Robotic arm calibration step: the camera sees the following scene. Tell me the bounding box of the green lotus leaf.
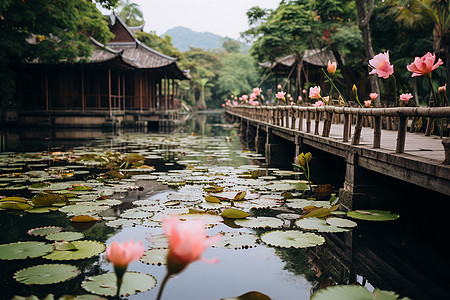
[28,226,63,236]
[295,218,349,233]
[43,240,106,260]
[260,230,325,248]
[46,231,85,242]
[54,241,78,251]
[12,294,55,300]
[140,248,168,265]
[221,208,249,219]
[81,272,157,297]
[0,241,54,260]
[31,191,68,207]
[28,182,51,190]
[286,199,330,210]
[0,201,33,210]
[311,285,411,300]
[105,218,142,228]
[205,196,221,203]
[326,217,357,228]
[14,264,80,285]
[213,232,259,249]
[234,217,284,229]
[120,208,154,219]
[347,210,400,221]
[0,196,27,202]
[25,207,59,213]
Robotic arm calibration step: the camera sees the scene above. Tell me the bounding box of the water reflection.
[0,112,448,300]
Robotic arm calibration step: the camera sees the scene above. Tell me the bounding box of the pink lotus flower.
[406,52,443,77]
[276,91,286,101]
[438,84,446,93]
[250,100,259,106]
[369,93,378,100]
[309,86,321,99]
[327,60,337,75]
[242,95,248,101]
[323,96,329,103]
[253,87,262,95]
[364,100,372,107]
[232,100,238,106]
[249,93,257,100]
[298,96,302,101]
[399,93,413,101]
[163,215,220,275]
[313,100,325,107]
[277,85,282,90]
[369,51,394,79]
[106,239,145,268]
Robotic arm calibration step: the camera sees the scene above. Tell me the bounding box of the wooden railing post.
[396,116,408,153]
[373,116,381,148]
[343,112,350,142]
[314,112,320,135]
[352,114,363,145]
[306,111,311,133]
[298,110,303,131]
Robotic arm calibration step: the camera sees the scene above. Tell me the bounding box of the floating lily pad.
[234,217,284,229]
[221,208,249,219]
[260,230,325,248]
[14,264,80,285]
[0,201,33,210]
[46,232,85,242]
[311,285,410,300]
[43,240,106,260]
[28,226,63,236]
[326,217,357,228]
[221,291,272,300]
[140,248,168,265]
[295,218,348,233]
[25,207,59,213]
[286,199,330,210]
[347,210,399,221]
[213,232,259,249]
[0,241,54,260]
[71,215,101,222]
[105,218,142,228]
[120,208,154,219]
[81,272,157,297]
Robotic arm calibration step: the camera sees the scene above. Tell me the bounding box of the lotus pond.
[0,112,448,300]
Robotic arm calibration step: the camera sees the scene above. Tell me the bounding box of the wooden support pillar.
[338,150,368,211]
[373,116,381,148]
[139,73,143,112]
[108,68,112,118]
[396,116,407,153]
[352,115,363,145]
[314,112,320,135]
[306,111,311,133]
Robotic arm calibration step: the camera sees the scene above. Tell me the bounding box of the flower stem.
[321,69,347,104]
[391,75,398,107]
[426,74,438,106]
[156,272,171,300]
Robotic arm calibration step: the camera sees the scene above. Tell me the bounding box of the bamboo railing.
[226,105,450,155]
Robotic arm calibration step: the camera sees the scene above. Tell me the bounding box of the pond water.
[0,112,448,300]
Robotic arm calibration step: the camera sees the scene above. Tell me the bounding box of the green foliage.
[135,31,182,59]
[117,0,144,26]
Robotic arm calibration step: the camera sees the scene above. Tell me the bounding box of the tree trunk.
[355,0,381,106]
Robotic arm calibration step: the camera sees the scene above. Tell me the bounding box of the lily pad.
[295,218,349,233]
[311,285,410,300]
[213,232,259,249]
[221,208,249,219]
[140,248,168,265]
[0,241,54,260]
[221,291,272,300]
[0,201,33,210]
[81,272,157,297]
[260,230,325,248]
[234,217,284,229]
[347,210,399,221]
[28,226,63,236]
[46,232,85,242]
[326,217,357,228]
[43,240,106,260]
[14,264,80,285]
[120,208,154,219]
[25,207,59,213]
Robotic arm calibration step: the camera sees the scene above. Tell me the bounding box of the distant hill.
[161,26,249,53]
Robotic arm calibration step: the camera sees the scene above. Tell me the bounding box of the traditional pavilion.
[14,13,189,127]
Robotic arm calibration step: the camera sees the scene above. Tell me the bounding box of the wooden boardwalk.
[226,107,450,203]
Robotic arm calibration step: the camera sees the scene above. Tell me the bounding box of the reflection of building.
[14,13,189,128]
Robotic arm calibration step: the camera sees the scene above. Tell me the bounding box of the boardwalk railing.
[226,105,450,156]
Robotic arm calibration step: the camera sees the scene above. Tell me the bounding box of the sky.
[99,0,281,40]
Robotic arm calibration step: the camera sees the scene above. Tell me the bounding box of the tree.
[135,31,182,59]
[117,0,144,27]
[0,0,117,106]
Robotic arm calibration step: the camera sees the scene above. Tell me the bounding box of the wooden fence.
[226,105,450,155]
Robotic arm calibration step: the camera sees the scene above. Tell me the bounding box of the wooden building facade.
[15,13,189,127]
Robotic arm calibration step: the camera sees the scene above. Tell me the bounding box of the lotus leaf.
[46,232,85,241]
[0,201,33,210]
[43,240,106,260]
[81,272,156,297]
[221,208,250,219]
[120,208,154,219]
[14,264,80,285]
[295,218,349,233]
[71,215,101,223]
[0,196,27,202]
[31,192,68,207]
[234,191,246,200]
[205,196,221,203]
[234,217,284,229]
[105,218,142,228]
[54,241,78,251]
[140,248,168,265]
[301,205,339,218]
[260,230,325,248]
[213,232,259,249]
[28,226,63,236]
[326,217,357,228]
[347,210,400,221]
[0,241,54,260]
[178,213,223,226]
[221,291,272,300]
[311,285,411,300]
